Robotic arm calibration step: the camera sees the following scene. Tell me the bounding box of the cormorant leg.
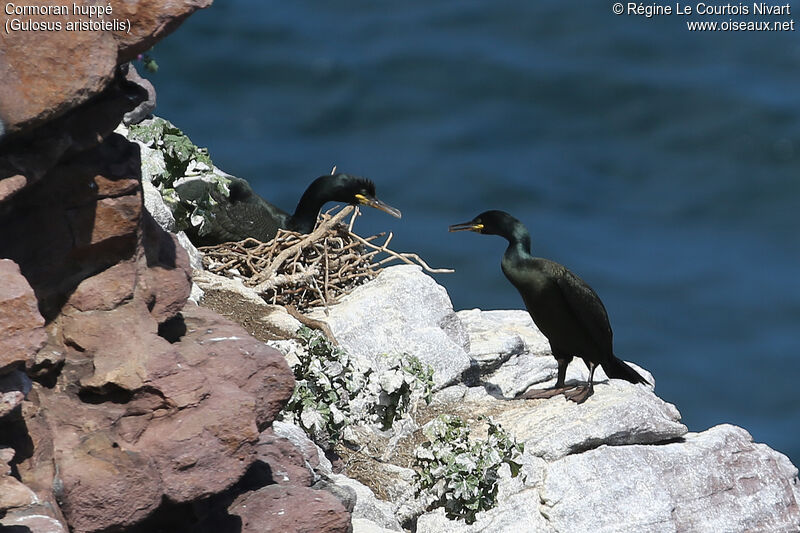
[564,363,596,403]
[518,357,575,400]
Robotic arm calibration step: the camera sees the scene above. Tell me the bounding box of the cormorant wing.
[554,268,615,356]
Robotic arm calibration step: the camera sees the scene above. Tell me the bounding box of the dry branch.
[199,206,452,311]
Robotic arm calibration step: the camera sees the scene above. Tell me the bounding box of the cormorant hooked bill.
[449,210,649,403]
[188,173,402,246]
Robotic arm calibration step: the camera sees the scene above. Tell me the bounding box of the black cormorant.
[186,173,402,246]
[449,210,648,403]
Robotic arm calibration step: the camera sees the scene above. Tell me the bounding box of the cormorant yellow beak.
[355,194,402,218]
[448,221,484,233]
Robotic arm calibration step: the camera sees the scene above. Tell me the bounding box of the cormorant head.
[309,173,402,218]
[448,210,521,236]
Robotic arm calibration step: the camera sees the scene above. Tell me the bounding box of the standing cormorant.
[449,210,648,403]
[186,173,402,246]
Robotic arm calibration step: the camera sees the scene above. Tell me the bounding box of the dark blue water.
[150,1,800,465]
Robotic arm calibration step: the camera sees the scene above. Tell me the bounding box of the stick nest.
[199,206,451,311]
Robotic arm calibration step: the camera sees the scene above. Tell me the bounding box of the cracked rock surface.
[305,266,800,533]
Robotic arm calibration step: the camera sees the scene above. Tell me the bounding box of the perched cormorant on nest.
[449,210,648,403]
[187,173,402,246]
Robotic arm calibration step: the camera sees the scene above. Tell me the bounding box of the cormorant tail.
[602,356,650,385]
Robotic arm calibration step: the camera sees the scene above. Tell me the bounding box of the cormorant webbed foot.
[563,383,593,404]
[518,385,576,400]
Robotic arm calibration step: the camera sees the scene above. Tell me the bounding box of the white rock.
[175,231,203,271]
[541,424,800,533]
[352,518,402,533]
[456,308,551,368]
[416,489,555,533]
[130,135,167,185]
[309,266,471,389]
[328,473,403,531]
[380,463,424,525]
[494,380,686,461]
[142,179,176,232]
[482,352,559,398]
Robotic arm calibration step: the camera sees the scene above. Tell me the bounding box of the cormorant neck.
[502,222,532,259]
[289,178,331,233]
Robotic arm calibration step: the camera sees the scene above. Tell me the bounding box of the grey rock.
[119,122,206,272]
[188,282,205,305]
[494,380,685,461]
[115,122,167,186]
[489,353,654,400]
[309,265,472,389]
[541,424,800,533]
[273,420,333,477]
[352,518,403,533]
[459,308,655,399]
[143,179,176,232]
[377,463,424,526]
[176,231,203,271]
[315,478,358,513]
[482,352,559,398]
[328,473,403,531]
[416,489,555,533]
[456,308,551,369]
[122,64,156,125]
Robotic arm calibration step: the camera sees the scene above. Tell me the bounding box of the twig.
[199,204,452,311]
[258,206,354,287]
[348,231,454,274]
[285,305,339,345]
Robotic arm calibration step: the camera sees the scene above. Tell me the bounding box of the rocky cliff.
[175,251,800,533]
[0,3,349,532]
[306,265,800,532]
[3,3,799,532]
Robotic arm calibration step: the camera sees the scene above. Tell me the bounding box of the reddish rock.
[112,0,214,62]
[53,429,163,533]
[0,132,144,320]
[27,316,264,530]
[67,261,137,312]
[136,213,192,323]
[49,298,292,516]
[256,427,315,487]
[0,19,118,136]
[133,381,260,503]
[180,305,296,430]
[0,370,31,419]
[61,304,167,392]
[229,485,352,533]
[0,70,147,191]
[0,0,212,136]
[0,259,46,374]
[0,2,326,533]
[0,446,37,512]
